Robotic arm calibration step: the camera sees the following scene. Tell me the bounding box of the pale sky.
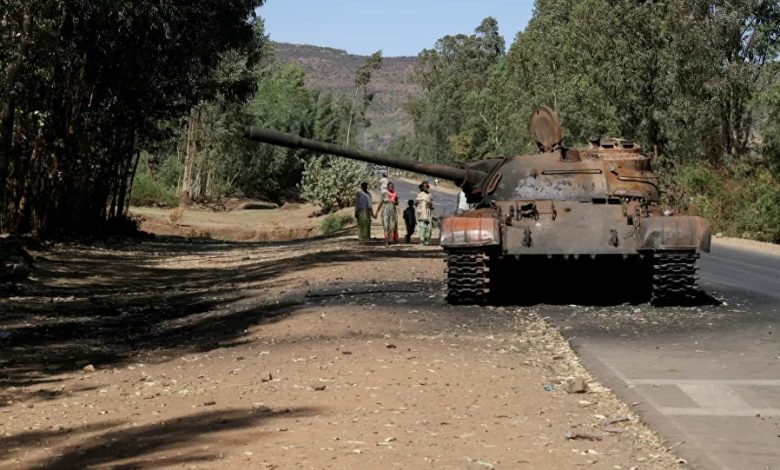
[258,0,534,57]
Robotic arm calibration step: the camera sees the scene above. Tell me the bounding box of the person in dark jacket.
[403,199,416,244]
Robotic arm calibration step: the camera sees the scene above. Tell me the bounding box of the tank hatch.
[530,106,563,153]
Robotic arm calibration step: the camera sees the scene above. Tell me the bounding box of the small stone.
[566,378,588,394]
[603,427,627,434]
[386,344,397,349]
[565,431,602,441]
[466,459,495,470]
[11,263,30,280]
[203,400,216,407]
[83,364,96,373]
[312,384,326,391]
[607,416,630,425]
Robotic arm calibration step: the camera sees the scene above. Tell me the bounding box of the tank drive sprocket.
[650,251,700,305]
[445,248,494,305]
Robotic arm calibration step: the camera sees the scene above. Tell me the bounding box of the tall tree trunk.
[123,150,142,215]
[180,108,200,204]
[345,86,360,145]
[0,4,33,226]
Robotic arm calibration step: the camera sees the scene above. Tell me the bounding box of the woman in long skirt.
[375,182,399,245]
[415,182,434,245]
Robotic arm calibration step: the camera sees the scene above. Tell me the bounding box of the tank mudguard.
[440,216,501,248]
[637,216,711,253]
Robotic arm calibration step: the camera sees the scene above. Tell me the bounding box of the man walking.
[355,182,374,241]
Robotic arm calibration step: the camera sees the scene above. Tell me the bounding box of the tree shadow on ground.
[0,236,442,394]
[14,406,318,470]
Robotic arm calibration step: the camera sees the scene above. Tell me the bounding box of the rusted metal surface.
[440,216,500,248]
[637,216,712,253]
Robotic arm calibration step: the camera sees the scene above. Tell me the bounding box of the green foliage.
[129,172,178,208]
[301,157,376,213]
[0,0,267,235]
[673,162,780,243]
[320,213,355,235]
[407,17,507,163]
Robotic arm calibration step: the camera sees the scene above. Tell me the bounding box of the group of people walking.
[355,177,435,246]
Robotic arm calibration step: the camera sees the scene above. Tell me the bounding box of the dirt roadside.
[0,222,683,469]
[713,236,780,257]
[129,203,352,243]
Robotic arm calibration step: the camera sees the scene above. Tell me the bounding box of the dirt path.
[0,234,683,469]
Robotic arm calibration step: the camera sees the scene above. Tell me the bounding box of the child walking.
[403,199,416,244]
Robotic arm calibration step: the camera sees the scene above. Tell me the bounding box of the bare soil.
[0,216,683,469]
[130,203,356,243]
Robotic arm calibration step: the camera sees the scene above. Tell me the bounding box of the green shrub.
[129,172,178,207]
[320,213,355,235]
[301,156,377,213]
[672,162,780,243]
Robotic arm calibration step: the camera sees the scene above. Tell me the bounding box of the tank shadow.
[489,256,720,307]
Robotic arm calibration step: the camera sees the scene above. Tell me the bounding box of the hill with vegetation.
[273,42,418,149]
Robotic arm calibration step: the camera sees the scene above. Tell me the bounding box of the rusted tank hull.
[441,207,711,256]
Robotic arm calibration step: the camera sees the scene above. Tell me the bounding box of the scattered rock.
[603,427,628,434]
[607,416,630,425]
[466,458,495,470]
[11,263,30,280]
[83,364,96,373]
[565,431,602,441]
[543,383,556,392]
[203,400,217,407]
[386,344,397,349]
[312,384,326,391]
[566,377,588,394]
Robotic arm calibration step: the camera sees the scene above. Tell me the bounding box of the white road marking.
[624,379,780,417]
[625,379,780,386]
[656,407,780,417]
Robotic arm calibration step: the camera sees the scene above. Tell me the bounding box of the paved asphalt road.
[392,179,459,219]
[542,244,780,470]
[392,175,779,468]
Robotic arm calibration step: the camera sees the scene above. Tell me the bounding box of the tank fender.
[637,216,712,253]
[440,216,501,248]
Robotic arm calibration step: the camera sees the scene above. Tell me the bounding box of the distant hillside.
[273,42,418,149]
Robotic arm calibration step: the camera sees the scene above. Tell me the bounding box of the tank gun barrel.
[243,127,483,186]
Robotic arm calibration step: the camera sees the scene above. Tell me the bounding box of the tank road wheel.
[445,248,494,305]
[650,251,700,305]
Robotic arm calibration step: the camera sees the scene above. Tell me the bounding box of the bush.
[301,156,377,213]
[320,213,355,235]
[129,172,178,207]
[672,162,780,243]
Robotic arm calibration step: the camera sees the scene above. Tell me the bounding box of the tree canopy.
[0,0,266,235]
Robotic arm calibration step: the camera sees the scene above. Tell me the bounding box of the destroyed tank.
[244,107,711,305]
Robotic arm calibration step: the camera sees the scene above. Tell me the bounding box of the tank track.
[651,251,700,305]
[445,249,493,305]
